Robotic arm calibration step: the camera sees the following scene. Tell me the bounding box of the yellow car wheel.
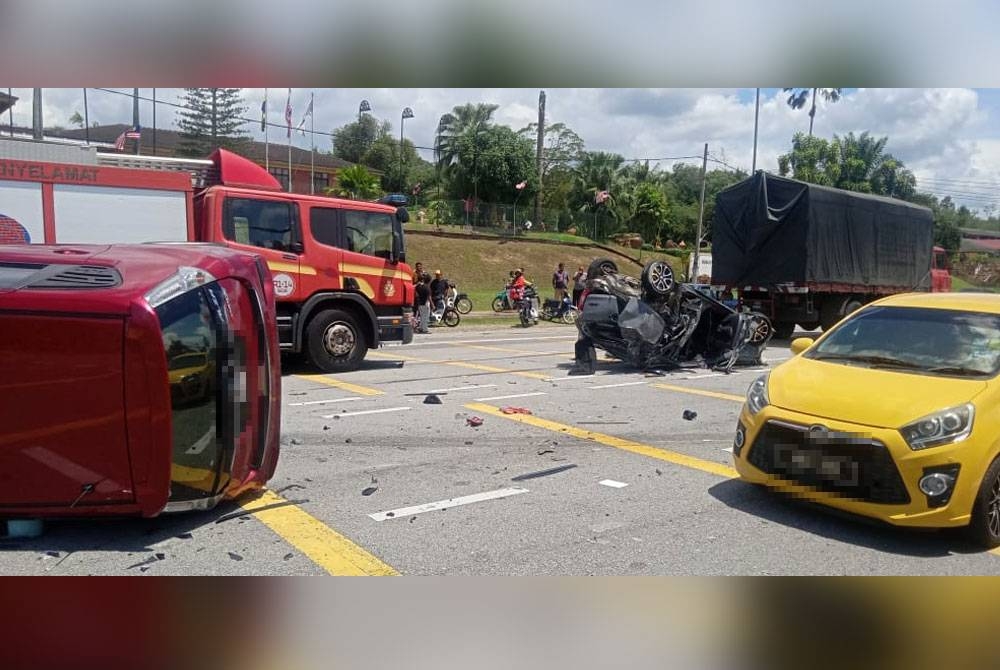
[968,457,1000,549]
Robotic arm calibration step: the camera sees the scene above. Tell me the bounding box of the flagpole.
[83,88,90,144]
[263,88,269,173]
[152,88,156,156]
[287,88,292,193]
[310,92,315,195]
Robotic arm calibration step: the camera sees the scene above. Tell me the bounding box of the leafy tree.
[176,88,249,157]
[329,164,381,200]
[450,125,536,205]
[777,133,839,185]
[572,151,625,211]
[783,88,842,136]
[332,115,385,164]
[434,102,498,179]
[68,111,84,128]
[518,121,585,218]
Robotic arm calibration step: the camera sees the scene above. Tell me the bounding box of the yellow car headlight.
[746,372,770,415]
[900,403,975,450]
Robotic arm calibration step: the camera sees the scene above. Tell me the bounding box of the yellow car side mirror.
[790,337,815,355]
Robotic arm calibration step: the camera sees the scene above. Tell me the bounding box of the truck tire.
[773,322,795,340]
[821,297,864,331]
[305,309,367,373]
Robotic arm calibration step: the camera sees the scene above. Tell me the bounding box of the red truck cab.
[0,243,280,517]
[932,245,952,292]
[0,142,414,372]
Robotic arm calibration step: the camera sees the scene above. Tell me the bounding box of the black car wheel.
[641,260,675,296]
[968,457,1000,548]
[587,258,619,280]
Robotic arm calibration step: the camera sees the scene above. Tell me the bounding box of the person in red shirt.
[508,268,529,303]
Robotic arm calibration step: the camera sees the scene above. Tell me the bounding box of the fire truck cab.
[0,138,414,372]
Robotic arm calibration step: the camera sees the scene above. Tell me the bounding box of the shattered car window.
[575,259,773,372]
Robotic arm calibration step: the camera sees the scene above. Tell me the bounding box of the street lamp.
[399,106,414,193]
[358,99,371,122]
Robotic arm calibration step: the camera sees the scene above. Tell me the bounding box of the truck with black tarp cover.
[711,172,951,338]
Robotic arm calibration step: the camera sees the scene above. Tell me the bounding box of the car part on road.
[466,416,484,427]
[500,406,532,414]
[682,410,698,421]
[576,260,773,372]
[511,464,578,481]
[424,394,443,404]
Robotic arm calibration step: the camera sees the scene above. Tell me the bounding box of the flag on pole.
[595,190,610,204]
[285,89,292,138]
[296,94,313,136]
[515,180,527,190]
[115,125,141,151]
[261,90,267,132]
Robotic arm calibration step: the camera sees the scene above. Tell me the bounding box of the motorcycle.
[452,287,473,314]
[518,285,540,327]
[491,282,516,312]
[430,299,461,327]
[541,294,578,324]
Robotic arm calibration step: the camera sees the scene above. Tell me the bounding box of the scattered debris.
[276,483,306,495]
[362,486,378,496]
[537,448,555,456]
[228,552,244,562]
[214,499,309,523]
[127,554,164,570]
[511,464,578,481]
[333,415,341,420]
[410,516,417,523]
[317,457,328,463]
[45,550,60,558]
[466,416,484,427]
[386,511,395,517]
[345,438,352,444]
[290,438,303,445]
[176,532,193,540]
[289,392,307,396]
[464,440,474,445]
[283,553,294,561]
[323,425,330,430]
[682,409,698,421]
[423,394,443,405]
[500,406,532,415]
[655,469,663,476]
[645,370,667,377]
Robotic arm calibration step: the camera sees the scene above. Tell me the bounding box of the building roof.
[45,124,354,171]
[960,237,1000,253]
[961,227,1000,240]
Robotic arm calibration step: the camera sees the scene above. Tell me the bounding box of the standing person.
[414,273,431,333]
[552,263,569,300]
[572,265,587,307]
[430,269,448,312]
[412,262,424,284]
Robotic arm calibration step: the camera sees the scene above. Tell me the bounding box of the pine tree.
[176,88,249,157]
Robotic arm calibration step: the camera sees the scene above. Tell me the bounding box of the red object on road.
[0,243,281,517]
[466,416,484,427]
[500,407,532,415]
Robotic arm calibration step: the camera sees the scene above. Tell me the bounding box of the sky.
[8,87,1000,214]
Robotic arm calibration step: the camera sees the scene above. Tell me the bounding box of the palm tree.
[434,103,499,177]
[573,151,625,210]
[783,88,842,136]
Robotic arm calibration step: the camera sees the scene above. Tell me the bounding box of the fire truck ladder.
[96,153,218,188]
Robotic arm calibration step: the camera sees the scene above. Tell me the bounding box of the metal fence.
[407,198,619,240]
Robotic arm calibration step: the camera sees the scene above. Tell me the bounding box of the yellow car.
[168,351,212,404]
[733,292,1000,547]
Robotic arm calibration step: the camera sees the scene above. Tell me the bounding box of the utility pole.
[32,88,42,140]
[751,88,760,174]
[132,88,140,154]
[535,90,545,228]
[694,143,708,282]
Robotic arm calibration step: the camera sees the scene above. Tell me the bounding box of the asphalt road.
[4,321,1000,575]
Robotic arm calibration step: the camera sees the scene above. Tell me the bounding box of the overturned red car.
[0,243,280,518]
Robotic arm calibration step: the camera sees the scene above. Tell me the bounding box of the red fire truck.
[0,243,281,517]
[0,138,414,372]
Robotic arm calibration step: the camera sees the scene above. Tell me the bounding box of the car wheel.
[641,260,675,296]
[455,296,473,314]
[443,308,461,327]
[306,309,367,373]
[748,315,773,344]
[587,258,618,280]
[968,456,1000,548]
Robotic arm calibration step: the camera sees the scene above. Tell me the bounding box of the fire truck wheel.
[772,322,795,340]
[306,309,367,373]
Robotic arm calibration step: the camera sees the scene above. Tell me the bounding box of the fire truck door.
[221,197,302,301]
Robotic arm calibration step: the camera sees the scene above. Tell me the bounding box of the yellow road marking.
[295,374,384,396]
[465,402,738,479]
[241,490,398,576]
[653,383,745,403]
[367,350,433,363]
[447,361,551,380]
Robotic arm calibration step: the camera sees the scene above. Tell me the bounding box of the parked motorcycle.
[453,290,473,314]
[430,301,461,327]
[491,283,516,312]
[518,285,540,327]
[541,294,578,324]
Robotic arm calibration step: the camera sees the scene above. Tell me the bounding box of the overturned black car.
[574,258,773,373]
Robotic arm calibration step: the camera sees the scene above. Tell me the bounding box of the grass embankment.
[405,232,685,314]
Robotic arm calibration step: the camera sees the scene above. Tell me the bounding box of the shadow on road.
[708,478,982,558]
